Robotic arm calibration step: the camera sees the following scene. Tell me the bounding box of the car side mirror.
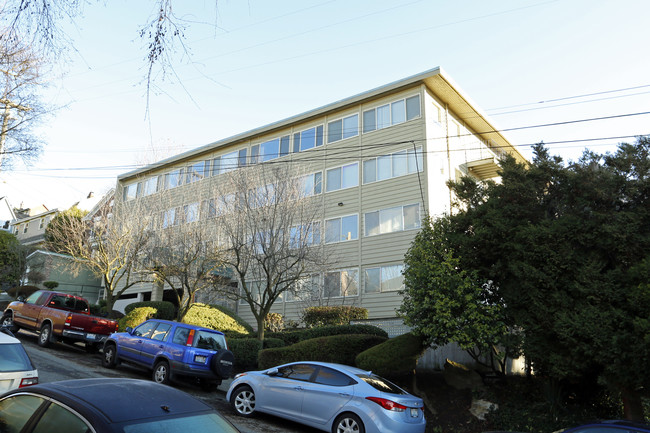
[126,327,134,334]
[266,368,279,376]
[17,295,25,302]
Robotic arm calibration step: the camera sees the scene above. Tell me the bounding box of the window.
[326,163,358,192]
[314,366,355,386]
[364,204,420,236]
[364,264,404,293]
[289,222,321,248]
[151,323,172,341]
[277,364,317,381]
[39,218,45,229]
[143,176,159,196]
[259,135,290,162]
[285,274,320,302]
[183,202,199,223]
[23,222,28,234]
[201,198,217,219]
[324,269,358,297]
[162,208,177,228]
[123,182,139,201]
[185,161,206,184]
[293,125,324,152]
[134,321,157,338]
[172,327,191,345]
[327,114,358,143]
[325,215,358,243]
[164,169,183,190]
[363,147,423,184]
[432,102,442,124]
[299,172,323,197]
[219,150,239,174]
[362,94,420,133]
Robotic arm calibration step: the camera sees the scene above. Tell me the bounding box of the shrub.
[355,332,426,378]
[43,281,59,289]
[262,337,285,349]
[258,334,387,369]
[302,306,368,327]
[264,312,284,332]
[209,304,254,333]
[266,324,387,346]
[118,307,157,331]
[229,338,263,371]
[124,301,175,320]
[182,303,251,335]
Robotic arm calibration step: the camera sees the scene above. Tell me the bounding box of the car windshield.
[194,331,226,351]
[0,343,34,372]
[122,413,239,433]
[356,374,407,395]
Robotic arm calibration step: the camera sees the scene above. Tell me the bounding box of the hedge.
[208,303,254,333]
[118,307,157,331]
[302,306,368,327]
[258,333,387,370]
[266,324,387,346]
[355,332,426,378]
[182,303,251,335]
[124,301,175,320]
[228,338,263,371]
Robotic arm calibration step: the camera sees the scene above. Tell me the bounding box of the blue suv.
[102,319,234,390]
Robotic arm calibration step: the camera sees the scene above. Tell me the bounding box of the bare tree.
[208,164,328,340]
[0,36,50,170]
[143,198,226,320]
[0,1,219,105]
[44,197,154,316]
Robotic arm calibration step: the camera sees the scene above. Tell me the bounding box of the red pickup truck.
[1,290,118,351]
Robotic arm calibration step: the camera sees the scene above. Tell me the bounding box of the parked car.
[0,378,241,433]
[560,420,650,432]
[2,290,118,351]
[102,318,235,390]
[227,361,426,433]
[0,326,38,392]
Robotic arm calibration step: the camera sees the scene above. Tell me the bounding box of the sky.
[1,0,649,212]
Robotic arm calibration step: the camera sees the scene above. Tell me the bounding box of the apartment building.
[115,67,526,328]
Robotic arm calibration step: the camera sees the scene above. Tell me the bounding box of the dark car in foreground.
[0,378,241,433]
[227,361,426,433]
[102,319,234,390]
[560,420,650,432]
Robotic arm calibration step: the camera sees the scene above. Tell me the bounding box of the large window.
[123,182,139,201]
[183,202,199,223]
[364,264,404,293]
[185,161,206,184]
[290,222,321,248]
[326,163,358,192]
[164,169,183,190]
[324,269,358,298]
[363,147,423,184]
[364,204,420,236]
[284,274,320,302]
[161,208,177,228]
[143,176,159,196]
[299,172,323,197]
[258,135,290,162]
[293,126,324,152]
[327,114,358,143]
[325,214,358,243]
[362,94,420,133]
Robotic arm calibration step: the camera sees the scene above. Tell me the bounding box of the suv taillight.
[186,329,195,346]
[20,377,38,388]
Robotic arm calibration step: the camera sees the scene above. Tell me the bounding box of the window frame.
[364,203,421,237]
[364,264,404,293]
[325,162,359,192]
[362,94,421,134]
[327,113,359,144]
[325,214,358,244]
[323,268,359,298]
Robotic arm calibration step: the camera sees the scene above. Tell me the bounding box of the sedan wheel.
[231,385,256,417]
[333,413,365,433]
[153,360,171,385]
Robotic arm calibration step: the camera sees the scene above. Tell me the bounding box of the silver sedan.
[226,361,426,433]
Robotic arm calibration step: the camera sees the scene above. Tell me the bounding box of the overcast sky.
[1,0,649,211]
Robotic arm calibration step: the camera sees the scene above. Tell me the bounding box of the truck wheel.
[153,360,171,385]
[38,323,53,347]
[1,313,19,333]
[102,343,118,368]
[210,350,235,378]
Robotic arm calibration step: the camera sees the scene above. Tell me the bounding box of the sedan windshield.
[122,413,238,433]
[356,374,407,394]
[0,344,34,372]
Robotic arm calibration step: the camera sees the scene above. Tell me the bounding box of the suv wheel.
[102,343,118,368]
[153,360,171,385]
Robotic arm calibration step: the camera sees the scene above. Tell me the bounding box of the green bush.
[124,301,175,320]
[258,333,387,369]
[182,303,251,335]
[208,304,254,333]
[229,338,263,371]
[302,306,368,327]
[355,332,426,378]
[118,307,157,331]
[262,337,285,349]
[43,281,59,289]
[266,324,387,346]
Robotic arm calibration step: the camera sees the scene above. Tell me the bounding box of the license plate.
[410,408,419,417]
[87,334,96,340]
[194,355,207,363]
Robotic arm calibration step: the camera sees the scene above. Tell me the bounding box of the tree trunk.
[620,386,645,421]
[256,317,265,341]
